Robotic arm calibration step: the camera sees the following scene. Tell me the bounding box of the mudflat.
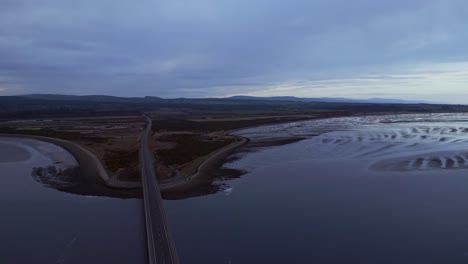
[0,137,77,167]
[0,142,32,162]
[167,113,468,263]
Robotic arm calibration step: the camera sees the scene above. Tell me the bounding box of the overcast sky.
[1,0,468,103]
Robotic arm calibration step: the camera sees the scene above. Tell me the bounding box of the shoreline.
[158,136,309,195]
[0,134,142,198]
[157,115,336,194]
[155,114,340,194]
[159,136,249,192]
[0,134,109,183]
[159,135,311,200]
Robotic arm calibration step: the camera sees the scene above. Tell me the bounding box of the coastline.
[0,134,109,183]
[155,115,338,194]
[159,136,249,192]
[0,134,142,198]
[157,116,329,194]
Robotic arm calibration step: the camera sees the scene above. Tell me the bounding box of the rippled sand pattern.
[314,123,468,172]
[237,113,468,172]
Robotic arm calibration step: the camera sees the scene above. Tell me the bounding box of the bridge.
[141,115,179,264]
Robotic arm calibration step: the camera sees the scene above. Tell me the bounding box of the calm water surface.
[0,138,146,263]
[166,113,468,264]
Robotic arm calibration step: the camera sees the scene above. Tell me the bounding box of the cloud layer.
[1,0,468,102]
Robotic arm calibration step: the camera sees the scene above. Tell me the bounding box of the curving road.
[141,115,179,264]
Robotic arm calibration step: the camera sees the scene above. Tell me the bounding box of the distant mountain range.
[1,94,463,120]
[16,94,434,104]
[21,94,163,102]
[20,94,434,104]
[227,96,434,104]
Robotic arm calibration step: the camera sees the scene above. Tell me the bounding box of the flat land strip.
[3,95,468,197]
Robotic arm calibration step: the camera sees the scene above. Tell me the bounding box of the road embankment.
[0,134,142,197]
[1,134,108,182]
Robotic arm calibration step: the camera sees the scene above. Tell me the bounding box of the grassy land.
[103,149,139,172]
[156,134,236,166]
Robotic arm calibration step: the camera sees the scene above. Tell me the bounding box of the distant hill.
[23,94,163,102]
[0,94,465,120]
[19,94,434,104]
[228,96,433,104]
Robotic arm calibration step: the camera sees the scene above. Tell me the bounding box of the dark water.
[166,113,468,264]
[0,139,146,263]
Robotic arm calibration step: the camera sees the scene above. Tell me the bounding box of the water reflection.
[0,137,146,263]
[167,113,468,263]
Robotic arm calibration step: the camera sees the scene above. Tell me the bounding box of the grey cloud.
[0,0,467,100]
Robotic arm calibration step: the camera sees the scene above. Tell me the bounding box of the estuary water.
[166,113,468,264]
[0,137,145,263]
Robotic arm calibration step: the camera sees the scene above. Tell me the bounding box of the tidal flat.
[166,113,468,263]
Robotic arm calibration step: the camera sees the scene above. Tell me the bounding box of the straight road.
[141,115,179,264]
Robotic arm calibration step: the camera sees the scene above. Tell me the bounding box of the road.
[141,115,179,264]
